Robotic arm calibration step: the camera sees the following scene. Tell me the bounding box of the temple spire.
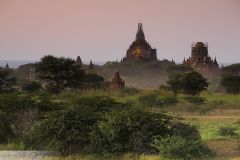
[136,23,145,42]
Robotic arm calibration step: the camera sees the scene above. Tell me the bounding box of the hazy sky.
[0,0,240,63]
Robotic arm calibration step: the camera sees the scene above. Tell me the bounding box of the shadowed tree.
[35,55,85,94]
[181,71,208,96]
[167,71,208,96]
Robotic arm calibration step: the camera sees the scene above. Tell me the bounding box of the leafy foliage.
[222,63,240,75]
[81,74,105,89]
[28,96,125,153]
[0,93,61,143]
[35,55,85,94]
[22,81,41,92]
[138,92,177,107]
[221,75,240,94]
[167,71,208,95]
[90,108,173,153]
[0,111,14,143]
[0,93,60,114]
[184,96,206,104]
[0,68,17,93]
[151,136,213,159]
[219,127,238,137]
[171,122,201,140]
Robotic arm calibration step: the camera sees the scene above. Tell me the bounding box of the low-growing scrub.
[184,96,206,104]
[90,108,173,153]
[0,111,14,143]
[151,136,213,159]
[138,92,177,107]
[27,96,203,155]
[219,126,238,137]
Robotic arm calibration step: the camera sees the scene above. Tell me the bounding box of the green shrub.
[151,136,213,159]
[171,122,200,140]
[28,96,126,154]
[22,81,41,93]
[119,87,140,95]
[71,96,125,111]
[28,109,100,153]
[0,93,61,143]
[28,96,203,155]
[29,106,175,154]
[221,75,240,94]
[138,92,158,107]
[0,93,60,114]
[219,126,238,137]
[90,108,173,153]
[138,92,177,107]
[0,111,14,143]
[184,96,206,104]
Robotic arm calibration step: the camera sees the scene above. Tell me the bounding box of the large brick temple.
[122,23,157,62]
[183,42,220,75]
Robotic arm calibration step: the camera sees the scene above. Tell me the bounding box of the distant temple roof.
[135,23,145,42]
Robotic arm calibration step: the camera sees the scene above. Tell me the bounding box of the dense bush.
[221,75,240,94]
[70,96,125,111]
[119,87,140,95]
[0,93,61,143]
[138,92,177,107]
[28,109,100,153]
[222,63,240,75]
[184,96,206,104]
[0,111,14,143]
[219,126,238,137]
[167,71,208,95]
[0,68,17,93]
[171,122,201,140]
[0,93,60,113]
[28,96,125,153]
[151,136,213,159]
[90,108,173,153]
[22,81,41,92]
[27,96,207,155]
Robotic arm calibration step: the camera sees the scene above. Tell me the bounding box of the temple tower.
[111,70,125,89]
[86,60,96,74]
[123,23,157,62]
[183,42,220,76]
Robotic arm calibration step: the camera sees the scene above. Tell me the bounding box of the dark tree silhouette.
[167,71,208,96]
[35,55,84,94]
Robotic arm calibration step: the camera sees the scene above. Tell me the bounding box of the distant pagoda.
[86,60,96,74]
[111,70,125,89]
[122,23,157,62]
[73,56,83,67]
[183,42,220,75]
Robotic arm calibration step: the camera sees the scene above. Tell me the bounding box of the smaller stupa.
[111,70,125,89]
[86,60,96,74]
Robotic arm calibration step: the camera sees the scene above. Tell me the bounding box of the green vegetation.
[0,68,17,93]
[151,136,213,159]
[221,75,240,94]
[1,59,240,159]
[167,71,208,96]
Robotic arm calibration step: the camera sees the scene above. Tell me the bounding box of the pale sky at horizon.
[0,0,240,63]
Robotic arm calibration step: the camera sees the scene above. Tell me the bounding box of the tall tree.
[181,71,208,96]
[35,55,84,94]
[167,71,208,96]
